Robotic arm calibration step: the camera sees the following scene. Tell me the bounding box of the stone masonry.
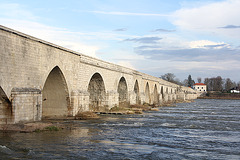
[0,25,198,124]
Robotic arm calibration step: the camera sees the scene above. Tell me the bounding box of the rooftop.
[194,83,206,86]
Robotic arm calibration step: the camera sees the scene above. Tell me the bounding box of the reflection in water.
[0,99,240,159]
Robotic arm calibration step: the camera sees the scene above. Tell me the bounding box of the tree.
[183,79,188,87]
[174,78,183,85]
[160,73,176,83]
[237,81,240,90]
[187,75,194,88]
[214,76,223,91]
[197,77,202,83]
[204,78,210,91]
[204,76,223,91]
[160,73,183,85]
[224,78,234,91]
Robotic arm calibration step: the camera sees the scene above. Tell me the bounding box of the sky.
[0,0,240,82]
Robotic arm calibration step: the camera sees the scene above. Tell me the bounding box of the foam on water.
[0,145,13,155]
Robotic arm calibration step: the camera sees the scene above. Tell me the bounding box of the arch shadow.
[88,73,106,111]
[42,66,70,118]
[145,82,150,104]
[153,84,159,105]
[134,80,140,104]
[118,77,129,107]
[0,86,12,124]
[161,86,164,99]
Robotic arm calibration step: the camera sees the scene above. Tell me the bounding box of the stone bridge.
[0,25,197,124]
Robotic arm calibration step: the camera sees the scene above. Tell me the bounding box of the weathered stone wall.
[0,25,198,124]
[11,88,42,123]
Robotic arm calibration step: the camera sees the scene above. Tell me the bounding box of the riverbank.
[198,92,240,100]
[0,100,193,133]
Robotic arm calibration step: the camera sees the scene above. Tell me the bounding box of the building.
[193,83,207,92]
[230,87,240,93]
[230,90,240,93]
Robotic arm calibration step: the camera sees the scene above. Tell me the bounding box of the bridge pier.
[10,88,42,123]
[129,91,137,105]
[168,94,173,102]
[70,90,89,116]
[106,91,119,109]
[163,94,169,102]
[177,92,186,101]
[172,94,177,101]
[139,92,145,105]
[186,93,197,100]
[159,94,163,105]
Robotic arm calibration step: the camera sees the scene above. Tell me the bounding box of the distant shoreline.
[198,92,240,100]
[198,97,240,100]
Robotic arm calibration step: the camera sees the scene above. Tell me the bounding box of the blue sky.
[1,0,240,82]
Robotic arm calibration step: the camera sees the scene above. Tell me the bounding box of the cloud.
[124,37,162,44]
[219,25,240,29]
[133,37,240,64]
[203,44,228,49]
[137,47,240,62]
[91,11,170,17]
[0,18,101,57]
[1,1,239,82]
[152,29,176,32]
[0,3,37,20]
[114,28,127,31]
[172,0,240,38]
[189,40,228,49]
[172,60,240,72]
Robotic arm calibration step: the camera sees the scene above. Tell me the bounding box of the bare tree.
[214,76,223,91]
[204,78,210,90]
[204,76,223,91]
[237,81,240,90]
[160,73,183,85]
[225,78,234,91]
[182,79,188,87]
[160,73,176,83]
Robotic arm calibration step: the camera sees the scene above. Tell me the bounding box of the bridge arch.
[118,77,128,107]
[88,73,106,111]
[153,84,159,105]
[145,82,151,104]
[161,86,164,100]
[134,80,140,104]
[0,86,11,104]
[42,66,70,118]
[0,86,12,124]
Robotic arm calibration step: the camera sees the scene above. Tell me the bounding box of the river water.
[0,99,240,160]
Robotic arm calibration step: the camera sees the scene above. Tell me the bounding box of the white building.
[230,90,240,93]
[193,83,207,92]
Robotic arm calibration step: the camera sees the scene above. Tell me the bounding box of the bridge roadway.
[0,25,197,124]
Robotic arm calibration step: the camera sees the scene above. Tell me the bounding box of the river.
[0,99,240,160]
